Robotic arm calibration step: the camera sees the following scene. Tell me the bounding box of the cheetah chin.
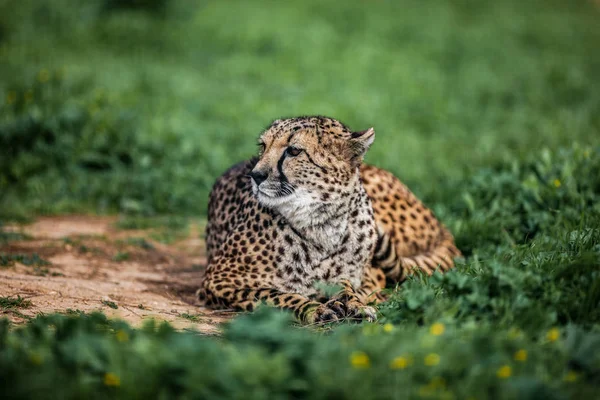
[252,180,316,221]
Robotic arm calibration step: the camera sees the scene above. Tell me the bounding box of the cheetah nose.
[249,170,268,185]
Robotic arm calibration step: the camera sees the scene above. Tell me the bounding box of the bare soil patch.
[0,216,234,334]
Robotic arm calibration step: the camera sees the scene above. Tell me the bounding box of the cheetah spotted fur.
[198,116,460,323]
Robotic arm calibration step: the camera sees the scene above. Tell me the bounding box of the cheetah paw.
[306,303,340,324]
[344,301,377,322]
[324,298,378,322]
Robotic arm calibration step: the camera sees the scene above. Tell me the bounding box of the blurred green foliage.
[0,1,599,398]
[1,0,599,215]
[1,310,599,399]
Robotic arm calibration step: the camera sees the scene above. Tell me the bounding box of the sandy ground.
[0,216,235,334]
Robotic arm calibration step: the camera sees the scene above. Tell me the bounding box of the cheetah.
[198,116,460,323]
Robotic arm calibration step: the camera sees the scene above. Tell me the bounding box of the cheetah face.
[249,117,375,214]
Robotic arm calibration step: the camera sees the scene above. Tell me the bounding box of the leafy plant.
[0,311,599,399]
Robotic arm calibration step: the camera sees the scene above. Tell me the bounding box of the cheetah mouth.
[252,180,295,200]
[253,186,298,209]
[256,188,292,200]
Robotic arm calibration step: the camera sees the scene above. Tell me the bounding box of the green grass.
[0,253,50,267]
[0,295,33,321]
[0,0,599,398]
[114,215,188,231]
[111,252,130,262]
[63,309,86,317]
[0,252,53,276]
[101,300,119,310]
[122,237,154,250]
[0,223,29,243]
[179,313,204,323]
[0,295,32,310]
[1,0,599,215]
[115,215,189,243]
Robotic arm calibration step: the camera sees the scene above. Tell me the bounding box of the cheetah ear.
[348,128,375,166]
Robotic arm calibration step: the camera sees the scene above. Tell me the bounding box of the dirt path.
[0,216,234,334]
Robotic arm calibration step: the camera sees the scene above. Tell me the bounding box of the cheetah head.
[249,116,375,218]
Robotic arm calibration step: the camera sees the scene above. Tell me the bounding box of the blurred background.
[1,0,599,218]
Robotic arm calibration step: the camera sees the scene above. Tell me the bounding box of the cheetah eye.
[286,146,303,157]
[257,142,266,153]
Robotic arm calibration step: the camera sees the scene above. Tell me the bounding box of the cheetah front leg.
[200,258,361,323]
[204,283,338,323]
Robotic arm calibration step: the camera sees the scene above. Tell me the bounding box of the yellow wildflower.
[563,370,579,383]
[390,356,409,370]
[350,351,370,369]
[6,91,16,104]
[424,353,440,366]
[514,349,527,362]
[104,372,121,387]
[116,329,129,342]
[553,179,561,188]
[496,365,512,379]
[383,323,394,333]
[430,323,445,336]
[37,69,50,83]
[546,328,560,342]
